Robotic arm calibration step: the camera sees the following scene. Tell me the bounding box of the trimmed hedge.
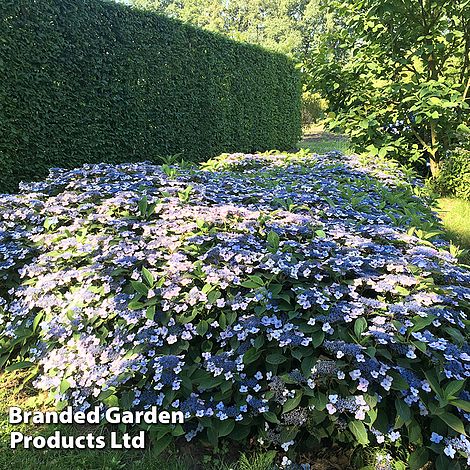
[0,0,301,193]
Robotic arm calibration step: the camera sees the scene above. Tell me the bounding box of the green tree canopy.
[307,0,470,176]
[131,0,327,60]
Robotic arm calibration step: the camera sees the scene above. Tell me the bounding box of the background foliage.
[301,90,327,125]
[131,0,470,188]
[433,147,470,201]
[0,0,301,193]
[306,0,470,177]
[131,0,329,59]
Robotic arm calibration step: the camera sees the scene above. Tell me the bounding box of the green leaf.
[98,388,116,400]
[283,391,303,413]
[389,372,410,391]
[411,315,435,332]
[218,312,227,330]
[263,411,280,424]
[301,355,316,377]
[424,369,442,397]
[131,281,148,296]
[359,119,369,129]
[243,348,261,365]
[240,280,262,289]
[172,424,185,437]
[407,419,422,444]
[32,311,44,332]
[266,353,287,365]
[231,424,251,441]
[153,433,172,456]
[217,419,235,437]
[395,286,410,296]
[207,289,221,303]
[395,399,411,423]
[103,394,119,407]
[128,299,144,310]
[5,361,35,372]
[207,427,218,447]
[436,454,461,470]
[138,195,148,215]
[354,317,367,338]
[291,349,303,361]
[247,275,264,286]
[412,341,427,353]
[378,147,387,158]
[444,327,465,346]
[348,420,369,445]
[429,97,442,106]
[438,412,467,435]
[449,399,470,413]
[457,123,470,134]
[119,391,135,410]
[310,392,328,411]
[444,380,465,399]
[311,330,324,348]
[196,320,209,336]
[254,335,265,349]
[13,327,32,339]
[267,230,280,253]
[146,305,155,321]
[142,267,154,287]
[59,378,71,394]
[408,448,429,470]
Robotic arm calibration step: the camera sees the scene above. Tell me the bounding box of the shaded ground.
[299,124,349,155]
[302,124,348,143]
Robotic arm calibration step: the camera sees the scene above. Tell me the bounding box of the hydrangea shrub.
[0,151,469,468]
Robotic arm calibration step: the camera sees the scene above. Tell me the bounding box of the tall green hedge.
[0,0,301,193]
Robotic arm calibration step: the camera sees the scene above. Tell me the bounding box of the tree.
[307,0,470,176]
[131,0,327,61]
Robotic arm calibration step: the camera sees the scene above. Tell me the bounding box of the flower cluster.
[326,394,370,420]
[0,150,468,465]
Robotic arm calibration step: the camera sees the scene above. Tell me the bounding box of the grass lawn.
[437,197,470,251]
[0,372,189,470]
[299,124,350,155]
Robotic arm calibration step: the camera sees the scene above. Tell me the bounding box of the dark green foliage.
[433,147,470,201]
[0,0,301,193]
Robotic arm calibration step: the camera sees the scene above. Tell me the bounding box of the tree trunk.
[429,157,440,177]
[429,121,440,177]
